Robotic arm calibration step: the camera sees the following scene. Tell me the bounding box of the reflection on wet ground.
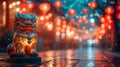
[0,45,119,67]
[39,46,114,67]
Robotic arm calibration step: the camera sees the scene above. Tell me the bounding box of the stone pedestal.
[7,57,41,64]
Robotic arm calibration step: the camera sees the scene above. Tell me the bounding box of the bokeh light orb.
[104,6,115,15]
[53,1,62,9]
[48,13,53,18]
[82,8,88,14]
[68,9,76,16]
[39,3,51,14]
[28,2,35,9]
[99,17,105,23]
[90,18,95,23]
[105,15,112,20]
[88,1,98,9]
[78,19,82,23]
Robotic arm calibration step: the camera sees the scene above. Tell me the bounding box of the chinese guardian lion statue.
[7,13,38,57]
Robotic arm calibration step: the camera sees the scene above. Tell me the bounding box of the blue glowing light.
[87,39,94,45]
[90,18,95,23]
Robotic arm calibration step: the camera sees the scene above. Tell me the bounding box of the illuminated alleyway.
[0,0,120,67]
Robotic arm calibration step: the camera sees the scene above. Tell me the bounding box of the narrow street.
[0,0,120,67]
[0,44,119,67]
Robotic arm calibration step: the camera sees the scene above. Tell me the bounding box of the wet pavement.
[0,45,119,67]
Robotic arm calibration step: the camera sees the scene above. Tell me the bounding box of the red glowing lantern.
[53,1,62,9]
[19,3,28,9]
[116,5,120,11]
[88,1,98,9]
[116,12,120,20]
[28,2,35,9]
[19,3,28,14]
[82,8,88,14]
[22,0,26,2]
[68,9,76,16]
[39,3,51,14]
[104,6,115,15]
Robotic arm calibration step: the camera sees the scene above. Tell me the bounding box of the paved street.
[0,44,119,67]
[39,46,114,67]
